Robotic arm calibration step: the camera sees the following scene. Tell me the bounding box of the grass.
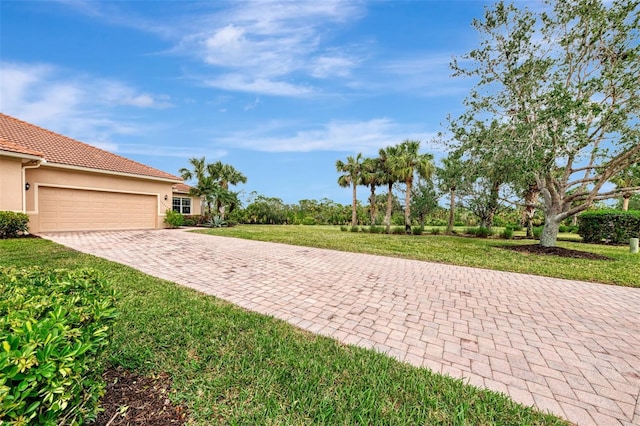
[0,238,567,425]
[198,225,640,287]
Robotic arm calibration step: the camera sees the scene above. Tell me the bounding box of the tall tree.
[410,177,439,227]
[179,157,216,214]
[208,161,247,217]
[387,140,435,230]
[360,157,384,225]
[451,0,640,247]
[336,153,364,226]
[437,153,467,233]
[379,145,401,233]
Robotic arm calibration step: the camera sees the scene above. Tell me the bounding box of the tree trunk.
[351,183,358,226]
[447,188,456,233]
[404,179,412,232]
[623,195,630,211]
[540,217,560,247]
[369,185,377,225]
[522,184,539,238]
[384,182,393,233]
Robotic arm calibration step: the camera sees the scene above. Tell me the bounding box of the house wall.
[0,156,24,211]
[25,165,175,233]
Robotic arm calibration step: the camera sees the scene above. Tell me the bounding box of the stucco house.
[0,113,201,233]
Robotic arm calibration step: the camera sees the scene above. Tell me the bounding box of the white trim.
[172,196,192,214]
[1,150,43,161]
[43,162,182,184]
[22,159,45,212]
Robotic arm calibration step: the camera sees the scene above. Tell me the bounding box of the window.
[172,197,191,214]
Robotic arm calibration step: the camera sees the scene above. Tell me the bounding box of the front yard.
[0,238,568,425]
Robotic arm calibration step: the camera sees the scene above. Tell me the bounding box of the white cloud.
[215,118,440,154]
[204,75,313,96]
[176,0,364,95]
[0,61,170,148]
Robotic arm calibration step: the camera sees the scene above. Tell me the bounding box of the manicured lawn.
[198,225,639,287]
[0,238,567,425]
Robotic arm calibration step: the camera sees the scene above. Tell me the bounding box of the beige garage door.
[39,187,157,232]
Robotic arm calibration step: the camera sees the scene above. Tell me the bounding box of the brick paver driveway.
[42,229,640,425]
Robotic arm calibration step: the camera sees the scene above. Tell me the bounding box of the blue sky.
[1,0,492,205]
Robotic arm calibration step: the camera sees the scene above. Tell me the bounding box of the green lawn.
[0,238,567,425]
[198,225,639,287]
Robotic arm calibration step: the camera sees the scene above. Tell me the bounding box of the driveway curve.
[42,229,640,426]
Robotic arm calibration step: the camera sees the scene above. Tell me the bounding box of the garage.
[38,187,157,232]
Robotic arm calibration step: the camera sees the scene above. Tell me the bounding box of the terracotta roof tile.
[172,183,192,193]
[0,137,44,157]
[0,113,181,181]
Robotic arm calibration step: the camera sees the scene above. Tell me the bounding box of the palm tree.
[360,157,384,225]
[388,140,434,230]
[336,153,364,226]
[378,145,401,233]
[179,157,217,214]
[611,164,640,211]
[208,161,248,216]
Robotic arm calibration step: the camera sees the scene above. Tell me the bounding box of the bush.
[0,267,117,425]
[431,227,442,235]
[340,225,348,232]
[164,210,184,228]
[465,227,494,238]
[501,227,514,240]
[350,225,360,232]
[369,226,384,234]
[391,227,405,235]
[411,226,424,235]
[476,227,494,238]
[0,211,29,239]
[533,226,544,239]
[182,215,205,226]
[578,210,640,244]
[301,217,317,225]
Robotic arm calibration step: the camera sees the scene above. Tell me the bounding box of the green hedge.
[578,210,640,244]
[0,268,117,425]
[0,212,29,239]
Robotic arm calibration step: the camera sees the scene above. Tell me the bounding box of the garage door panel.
[39,187,157,232]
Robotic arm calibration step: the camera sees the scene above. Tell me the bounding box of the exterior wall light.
[25,183,31,191]
[164,195,168,200]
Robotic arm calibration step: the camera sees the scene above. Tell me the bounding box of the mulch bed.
[498,244,613,260]
[94,367,187,426]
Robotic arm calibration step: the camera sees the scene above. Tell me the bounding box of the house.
[0,113,201,233]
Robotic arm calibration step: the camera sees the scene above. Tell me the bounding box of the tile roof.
[172,183,192,193]
[0,137,44,157]
[0,113,181,181]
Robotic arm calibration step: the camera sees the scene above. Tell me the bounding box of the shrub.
[207,216,227,228]
[301,217,317,225]
[369,226,384,234]
[0,211,29,239]
[476,227,494,238]
[0,267,117,425]
[350,225,360,232]
[578,210,640,244]
[501,227,514,240]
[182,215,204,226]
[411,226,424,235]
[391,227,405,235]
[431,227,442,235]
[340,225,348,232]
[465,227,478,236]
[164,210,184,228]
[533,226,544,239]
